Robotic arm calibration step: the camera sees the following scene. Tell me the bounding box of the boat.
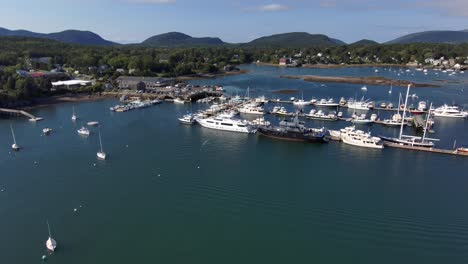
[380,102,387,108]
[457,147,468,154]
[431,105,468,118]
[10,124,20,151]
[347,98,372,111]
[87,121,99,126]
[178,113,196,125]
[418,101,427,111]
[351,113,373,124]
[380,84,439,147]
[173,98,186,104]
[388,83,393,94]
[197,114,255,133]
[339,97,347,106]
[361,86,368,91]
[257,114,328,143]
[249,117,271,127]
[97,130,107,160]
[316,98,339,107]
[46,220,57,252]
[292,91,310,106]
[382,113,408,127]
[304,109,338,121]
[255,96,269,104]
[71,106,77,121]
[238,103,264,115]
[271,106,292,116]
[340,126,383,149]
[77,126,90,136]
[43,128,53,135]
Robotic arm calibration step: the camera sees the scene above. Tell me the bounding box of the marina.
[1,65,467,264]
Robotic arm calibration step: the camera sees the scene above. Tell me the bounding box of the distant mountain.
[142,32,225,47]
[387,30,468,44]
[244,32,345,48]
[0,27,116,46]
[350,39,379,46]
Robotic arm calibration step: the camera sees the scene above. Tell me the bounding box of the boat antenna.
[47,219,52,238]
[399,84,411,139]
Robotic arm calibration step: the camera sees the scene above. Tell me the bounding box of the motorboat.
[315,98,339,107]
[197,114,255,133]
[347,98,371,111]
[43,128,53,135]
[238,103,264,115]
[77,127,90,136]
[178,113,196,125]
[431,105,468,118]
[304,109,338,121]
[87,121,99,126]
[351,113,373,124]
[173,98,187,104]
[271,106,292,116]
[340,126,383,149]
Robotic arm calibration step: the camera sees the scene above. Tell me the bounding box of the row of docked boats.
[110,99,162,112]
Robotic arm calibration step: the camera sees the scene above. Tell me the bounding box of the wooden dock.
[384,142,468,157]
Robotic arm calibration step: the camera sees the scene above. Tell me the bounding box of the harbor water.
[0,65,467,263]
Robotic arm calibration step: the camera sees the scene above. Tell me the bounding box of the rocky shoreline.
[280,75,439,87]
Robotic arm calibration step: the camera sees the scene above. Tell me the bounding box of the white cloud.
[259,4,290,12]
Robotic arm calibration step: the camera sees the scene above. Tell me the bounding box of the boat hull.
[380,136,434,148]
[257,127,328,143]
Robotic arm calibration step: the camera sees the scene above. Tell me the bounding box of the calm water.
[1,65,467,263]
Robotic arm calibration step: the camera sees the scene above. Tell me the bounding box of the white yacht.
[418,101,427,111]
[197,114,255,133]
[10,124,20,151]
[255,96,269,104]
[173,98,186,104]
[361,86,368,91]
[293,91,310,106]
[238,103,264,115]
[339,97,347,106]
[304,109,338,121]
[382,113,408,127]
[351,113,373,124]
[432,105,468,118]
[71,106,77,121]
[87,121,99,126]
[97,130,107,160]
[77,127,90,136]
[249,117,271,127]
[340,126,383,149]
[271,106,291,116]
[315,98,339,107]
[347,99,371,111]
[179,113,196,125]
[46,220,57,252]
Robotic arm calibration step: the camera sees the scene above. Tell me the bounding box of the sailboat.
[293,91,310,106]
[97,130,107,160]
[380,84,439,147]
[10,124,20,151]
[388,83,393,94]
[382,93,407,127]
[71,106,77,121]
[46,220,57,252]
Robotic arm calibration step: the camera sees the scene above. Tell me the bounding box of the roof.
[52,80,92,86]
[116,76,174,83]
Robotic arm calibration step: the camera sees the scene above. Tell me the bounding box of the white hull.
[239,109,264,115]
[342,136,383,149]
[97,152,107,160]
[46,237,57,252]
[197,118,254,133]
[315,103,339,107]
[433,113,468,118]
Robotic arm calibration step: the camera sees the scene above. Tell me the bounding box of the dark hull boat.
[258,126,328,142]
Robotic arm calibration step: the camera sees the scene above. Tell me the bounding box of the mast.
[397,93,401,115]
[422,102,432,141]
[399,84,411,139]
[47,220,52,238]
[72,106,75,116]
[99,130,104,153]
[10,124,16,145]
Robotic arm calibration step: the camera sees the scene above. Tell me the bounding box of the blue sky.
[0,0,466,43]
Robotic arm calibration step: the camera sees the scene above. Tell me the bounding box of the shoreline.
[176,69,249,81]
[21,94,115,111]
[255,62,413,69]
[280,75,439,87]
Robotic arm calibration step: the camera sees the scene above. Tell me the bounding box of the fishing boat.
[380,84,439,147]
[46,220,57,252]
[10,124,20,151]
[197,113,255,133]
[97,130,107,160]
[77,126,90,136]
[43,128,53,135]
[304,109,338,121]
[340,126,383,149]
[257,114,328,143]
[71,106,77,121]
[431,105,468,118]
[178,113,196,125]
[87,121,99,126]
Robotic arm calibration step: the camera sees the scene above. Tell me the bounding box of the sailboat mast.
[399,84,411,139]
[397,93,401,115]
[99,131,103,152]
[422,102,432,141]
[47,220,52,238]
[10,124,16,144]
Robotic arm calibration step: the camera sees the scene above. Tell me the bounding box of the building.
[116,76,175,90]
[51,80,92,90]
[279,58,287,66]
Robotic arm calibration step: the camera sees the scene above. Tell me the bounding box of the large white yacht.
[340,126,383,149]
[238,103,264,115]
[197,114,256,133]
[431,105,468,118]
[347,100,372,111]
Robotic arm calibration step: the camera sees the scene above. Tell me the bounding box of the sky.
[0,0,466,44]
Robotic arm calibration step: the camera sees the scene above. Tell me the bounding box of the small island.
[280,75,439,87]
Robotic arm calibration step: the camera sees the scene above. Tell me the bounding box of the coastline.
[280,75,439,87]
[176,69,249,81]
[21,93,115,111]
[255,62,413,69]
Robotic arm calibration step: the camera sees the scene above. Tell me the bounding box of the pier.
[384,142,468,157]
[0,108,42,121]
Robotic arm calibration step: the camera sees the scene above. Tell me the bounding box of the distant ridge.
[244,32,345,48]
[350,39,379,46]
[142,32,226,47]
[386,30,468,44]
[0,27,116,46]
